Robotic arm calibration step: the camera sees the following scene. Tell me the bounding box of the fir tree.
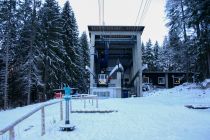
[166,0,210,81]
[153,41,160,71]
[0,0,18,109]
[185,0,210,80]
[144,39,155,71]
[79,32,90,92]
[158,37,173,71]
[15,0,43,105]
[38,0,64,99]
[168,30,183,71]
[61,1,82,89]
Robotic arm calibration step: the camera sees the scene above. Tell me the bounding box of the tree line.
[165,0,210,81]
[142,39,174,72]
[143,0,210,82]
[0,0,89,109]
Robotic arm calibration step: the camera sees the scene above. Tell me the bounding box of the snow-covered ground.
[1,83,210,140]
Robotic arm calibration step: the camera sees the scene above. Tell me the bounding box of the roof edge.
[88,25,144,32]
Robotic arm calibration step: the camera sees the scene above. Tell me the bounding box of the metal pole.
[60,101,63,121]
[96,97,98,108]
[70,99,72,112]
[65,100,70,124]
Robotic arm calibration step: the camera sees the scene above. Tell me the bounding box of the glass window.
[99,74,105,79]
[94,92,109,97]
[143,77,149,83]
[174,77,180,84]
[158,77,165,84]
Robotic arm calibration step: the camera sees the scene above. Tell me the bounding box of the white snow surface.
[0,83,210,140]
[202,79,210,87]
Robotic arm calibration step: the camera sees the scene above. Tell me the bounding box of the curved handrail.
[0,100,63,135]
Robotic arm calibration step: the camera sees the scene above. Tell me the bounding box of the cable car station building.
[88,26,144,98]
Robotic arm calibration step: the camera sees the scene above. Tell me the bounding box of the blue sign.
[63,84,71,100]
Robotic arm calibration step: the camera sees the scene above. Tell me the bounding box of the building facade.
[88,25,144,98]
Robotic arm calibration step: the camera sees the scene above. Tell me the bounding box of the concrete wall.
[89,30,143,98]
[132,34,142,97]
[90,87,121,98]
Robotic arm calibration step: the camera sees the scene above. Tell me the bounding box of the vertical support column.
[90,33,95,92]
[9,127,15,140]
[116,72,122,98]
[132,45,136,76]
[165,73,169,88]
[137,33,143,97]
[41,107,45,136]
[96,96,98,108]
[132,44,137,95]
[60,101,63,121]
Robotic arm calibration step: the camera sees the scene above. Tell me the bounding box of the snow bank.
[202,79,210,88]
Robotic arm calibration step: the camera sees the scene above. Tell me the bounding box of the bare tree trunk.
[207,52,210,78]
[180,0,187,41]
[27,0,38,105]
[180,0,190,82]
[27,69,32,105]
[27,26,34,105]
[4,42,9,109]
[43,44,49,102]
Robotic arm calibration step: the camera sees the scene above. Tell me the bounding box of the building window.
[143,77,149,83]
[158,77,165,84]
[93,91,110,97]
[173,77,180,84]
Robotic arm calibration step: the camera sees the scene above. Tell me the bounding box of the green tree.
[153,41,160,71]
[38,0,64,100]
[166,0,210,81]
[144,39,155,71]
[0,0,18,109]
[61,1,82,89]
[14,0,43,105]
[79,32,90,93]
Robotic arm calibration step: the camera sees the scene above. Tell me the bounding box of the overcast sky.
[58,0,168,45]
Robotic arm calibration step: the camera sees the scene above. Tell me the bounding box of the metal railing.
[71,94,98,109]
[0,100,63,140]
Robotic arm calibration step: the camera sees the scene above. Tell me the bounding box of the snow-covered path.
[1,84,210,140]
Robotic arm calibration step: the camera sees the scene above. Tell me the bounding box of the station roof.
[88,25,144,32]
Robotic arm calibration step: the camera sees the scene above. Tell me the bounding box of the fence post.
[96,97,98,108]
[9,127,15,140]
[60,101,63,121]
[41,107,45,136]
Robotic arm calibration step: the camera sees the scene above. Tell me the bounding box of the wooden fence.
[0,94,99,140]
[0,100,63,140]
